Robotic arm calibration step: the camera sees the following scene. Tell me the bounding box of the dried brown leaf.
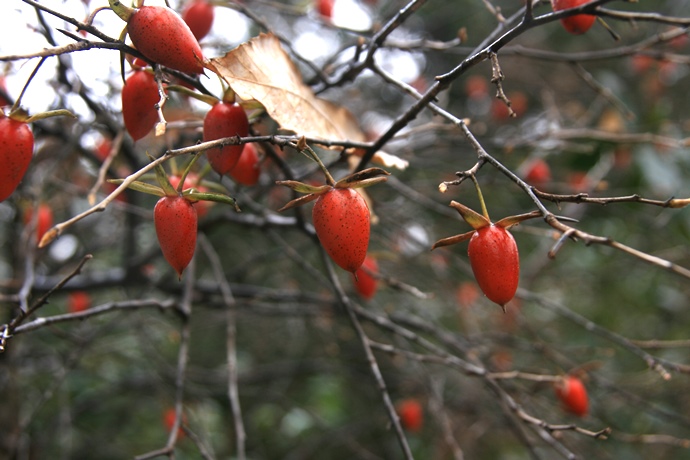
[210,33,364,143]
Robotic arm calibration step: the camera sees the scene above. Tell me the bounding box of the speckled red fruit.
[127,5,205,74]
[154,196,198,278]
[0,115,33,202]
[551,0,596,35]
[203,102,249,176]
[396,399,423,433]
[353,256,378,300]
[555,375,589,417]
[122,70,162,141]
[230,142,261,186]
[182,0,214,41]
[312,188,370,273]
[467,225,519,307]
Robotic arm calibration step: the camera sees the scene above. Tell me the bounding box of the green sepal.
[23,109,77,123]
[277,193,320,212]
[176,154,202,194]
[108,179,165,197]
[334,168,390,189]
[494,210,542,229]
[108,0,135,22]
[166,85,219,106]
[449,200,491,230]
[186,192,241,212]
[431,230,476,250]
[276,180,331,195]
[147,152,177,196]
[221,87,237,104]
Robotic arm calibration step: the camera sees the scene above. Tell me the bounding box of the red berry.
[24,203,53,244]
[230,142,261,186]
[554,375,589,417]
[353,255,378,300]
[163,408,186,439]
[182,0,214,41]
[203,102,249,176]
[127,5,205,74]
[396,399,423,432]
[551,0,596,35]
[122,70,162,141]
[524,158,551,186]
[68,291,91,313]
[464,75,489,100]
[0,115,34,202]
[316,0,335,19]
[467,224,519,308]
[154,195,198,278]
[312,188,370,273]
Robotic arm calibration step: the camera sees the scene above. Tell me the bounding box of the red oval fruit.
[182,0,214,41]
[551,0,596,35]
[203,102,249,176]
[396,399,423,433]
[154,195,198,278]
[467,224,519,307]
[0,115,34,202]
[122,69,162,141]
[312,188,370,273]
[68,291,91,313]
[353,255,378,300]
[555,375,589,417]
[24,203,53,244]
[127,5,205,74]
[230,142,261,186]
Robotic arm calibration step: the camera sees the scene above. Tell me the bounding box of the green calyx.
[431,201,544,251]
[275,168,390,212]
[108,0,135,22]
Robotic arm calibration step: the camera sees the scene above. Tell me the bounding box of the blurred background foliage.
[1,0,690,459]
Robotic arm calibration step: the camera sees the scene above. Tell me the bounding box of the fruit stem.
[166,85,219,106]
[221,87,237,104]
[597,17,621,41]
[11,57,47,113]
[296,138,336,186]
[470,175,490,221]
